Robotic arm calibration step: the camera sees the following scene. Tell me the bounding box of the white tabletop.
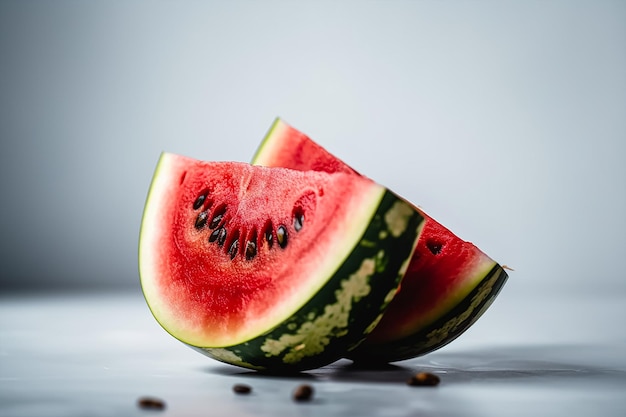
[1,286,624,417]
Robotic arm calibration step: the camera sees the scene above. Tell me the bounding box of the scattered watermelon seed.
[245,240,257,260]
[137,396,166,410]
[426,240,443,255]
[216,227,227,247]
[293,384,314,402]
[209,213,223,229]
[294,212,304,231]
[264,221,274,248]
[192,193,207,210]
[276,225,288,248]
[407,372,440,386]
[228,239,239,260]
[209,227,220,243]
[194,211,208,229]
[232,383,252,394]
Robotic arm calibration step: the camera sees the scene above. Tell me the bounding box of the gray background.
[1,0,625,294]
[1,3,625,416]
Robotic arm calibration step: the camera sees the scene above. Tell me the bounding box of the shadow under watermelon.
[203,343,626,387]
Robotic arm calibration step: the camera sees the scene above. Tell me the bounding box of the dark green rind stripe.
[347,264,509,364]
[190,191,424,372]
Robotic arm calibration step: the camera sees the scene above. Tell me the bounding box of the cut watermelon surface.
[252,118,509,362]
[139,152,424,370]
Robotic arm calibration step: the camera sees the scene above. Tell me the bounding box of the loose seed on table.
[293,384,314,402]
[407,372,440,386]
[137,396,166,410]
[232,383,252,394]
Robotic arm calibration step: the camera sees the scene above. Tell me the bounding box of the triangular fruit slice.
[252,119,509,363]
[139,152,424,371]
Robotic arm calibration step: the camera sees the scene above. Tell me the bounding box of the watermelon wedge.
[252,118,509,363]
[139,153,423,371]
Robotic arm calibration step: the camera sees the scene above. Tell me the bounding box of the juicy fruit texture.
[253,118,509,362]
[139,153,424,371]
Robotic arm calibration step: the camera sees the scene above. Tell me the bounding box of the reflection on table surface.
[1,289,625,417]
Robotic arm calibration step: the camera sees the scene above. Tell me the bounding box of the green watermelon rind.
[347,264,508,363]
[251,118,280,165]
[193,191,425,372]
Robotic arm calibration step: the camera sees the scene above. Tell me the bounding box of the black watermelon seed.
[137,397,166,410]
[193,193,207,210]
[233,384,252,394]
[426,240,443,255]
[194,211,208,229]
[228,239,239,260]
[209,227,220,243]
[294,212,304,232]
[209,213,223,229]
[217,227,227,247]
[276,225,288,248]
[293,384,314,402]
[264,224,274,248]
[245,241,257,260]
[407,372,440,386]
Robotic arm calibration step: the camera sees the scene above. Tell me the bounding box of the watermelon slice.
[139,153,423,371]
[252,119,509,363]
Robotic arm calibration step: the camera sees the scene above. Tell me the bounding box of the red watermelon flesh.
[139,153,394,348]
[253,119,504,347]
[370,218,493,342]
